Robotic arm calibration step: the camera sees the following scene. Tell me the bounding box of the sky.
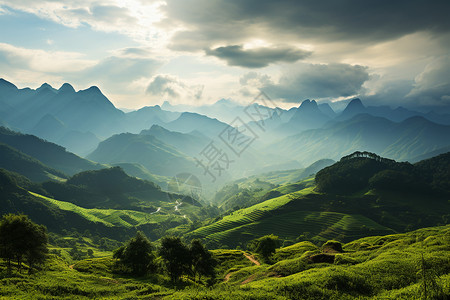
[0,0,449,111]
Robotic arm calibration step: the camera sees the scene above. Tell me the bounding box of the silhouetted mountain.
[162,112,229,138]
[87,132,196,177]
[140,124,209,156]
[110,162,169,187]
[337,98,450,125]
[0,143,67,182]
[271,114,450,166]
[57,130,100,156]
[0,127,102,175]
[123,105,180,133]
[340,98,365,120]
[408,145,450,163]
[278,100,331,136]
[58,82,76,94]
[318,103,336,118]
[162,99,244,124]
[0,79,185,155]
[30,114,66,141]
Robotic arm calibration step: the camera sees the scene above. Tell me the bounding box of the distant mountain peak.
[58,83,75,94]
[85,86,102,94]
[149,124,169,132]
[347,98,364,109]
[37,83,53,91]
[0,78,18,90]
[340,98,366,119]
[161,100,172,109]
[215,98,237,107]
[299,99,318,110]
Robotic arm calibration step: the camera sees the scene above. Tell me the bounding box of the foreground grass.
[1,225,449,299]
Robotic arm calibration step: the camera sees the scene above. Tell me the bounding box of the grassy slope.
[188,186,394,248]
[171,225,450,299]
[0,143,67,182]
[30,192,184,228]
[1,225,448,299]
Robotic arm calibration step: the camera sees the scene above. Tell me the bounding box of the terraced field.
[188,187,394,247]
[30,192,183,228]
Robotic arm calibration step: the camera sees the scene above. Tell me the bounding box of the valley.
[0,78,449,299]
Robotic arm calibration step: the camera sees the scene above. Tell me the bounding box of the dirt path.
[223,252,260,283]
[244,253,260,266]
[224,272,234,282]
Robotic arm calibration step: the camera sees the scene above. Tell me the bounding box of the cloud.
[77,56,162,92]
[146,74,204,103]
[0,42,94,73]
[0,42,163,97]
[0,0,164,43]
[163,0,450,52]
[251,63,369,102]
[407,56,450,105]
[205,44,311,68]
[362,78,415,106]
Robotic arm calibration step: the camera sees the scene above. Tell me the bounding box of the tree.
[190,239,216,283]
[113,231,155,276]
[247,234,280,261]
[0,214,48,273]
[158,236,191,282]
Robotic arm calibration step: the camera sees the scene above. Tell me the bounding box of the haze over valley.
[0,0,449,299]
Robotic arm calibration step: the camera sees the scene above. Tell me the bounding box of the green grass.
[187,187,394,248]
[170,225,450,299]
[30,191,184,228]
[1,225,449,299]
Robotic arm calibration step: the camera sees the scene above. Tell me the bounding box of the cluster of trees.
[0,214,48,273]
[340,151,395,164]
[114,232,216,283]
[316,150,450,195]
[247,234,280,262]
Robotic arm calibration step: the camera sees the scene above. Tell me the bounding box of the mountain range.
[2,78,450,189]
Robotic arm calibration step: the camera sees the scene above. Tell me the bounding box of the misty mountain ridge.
[2,78,450,173]
[270,113,450,166]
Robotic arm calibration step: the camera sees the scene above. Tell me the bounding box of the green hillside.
[0,143,66,182]
[1,223,448,299]
[185,152,450,248]
[214,159,334,210]
[110,162,170,187]
[30,192,182,228]
[174,224,450,299]
[0,126,103,175]
[0,168,203,242]
[188,187,395,248]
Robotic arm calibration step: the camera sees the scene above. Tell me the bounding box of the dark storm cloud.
[407,55,450,105]
[205,45,311,68]
[260,63,369,102]
[163,0,450,51]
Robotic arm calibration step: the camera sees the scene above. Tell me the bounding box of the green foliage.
[247,235,280,261]
[113,231,156,276]
[190,239,216,282]
[316,151,450,196]
[0,143,66,182]
[0,213,48,273]
[322,240,344,253]
[0,126,102,176]
[158,236,191,282]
